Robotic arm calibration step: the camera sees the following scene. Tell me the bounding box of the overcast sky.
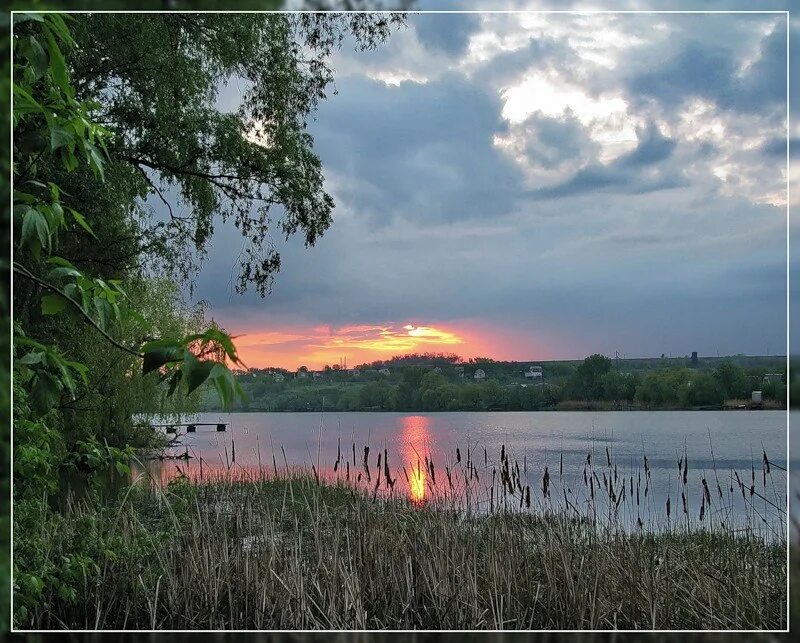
[186,6,793,369]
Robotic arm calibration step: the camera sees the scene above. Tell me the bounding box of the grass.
[14,436,789,631]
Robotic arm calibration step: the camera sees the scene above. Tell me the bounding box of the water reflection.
[401,416,432,503]
[129,410,789,533]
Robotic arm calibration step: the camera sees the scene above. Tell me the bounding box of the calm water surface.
[140,410,792,534]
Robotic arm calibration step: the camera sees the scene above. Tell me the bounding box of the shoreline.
[195,405,788,414]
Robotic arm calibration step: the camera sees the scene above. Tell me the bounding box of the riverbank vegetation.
[18,455,787,630]
[205,352,788,413]
[11,12,403,629]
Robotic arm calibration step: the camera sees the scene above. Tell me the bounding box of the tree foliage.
[64,12,404,294]
[11,12,404,627]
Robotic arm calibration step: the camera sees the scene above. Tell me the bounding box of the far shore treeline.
[199,352,790,413]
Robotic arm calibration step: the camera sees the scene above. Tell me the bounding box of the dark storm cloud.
[520,113,593,170]
[761,137,799,158]
[310,73,525,223]
[629,26,787,114]
[413,12,479,55]
[530,123,684,200]
[473,35,574,87]
[617,122,676,168]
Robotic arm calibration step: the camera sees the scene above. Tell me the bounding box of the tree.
[478,380,505,410]
[64,13,405,295]
[714,361,749,399]
[11,12,403,626]
[572,354,612,400]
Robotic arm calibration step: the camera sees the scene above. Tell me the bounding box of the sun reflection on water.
[401,415,432,504]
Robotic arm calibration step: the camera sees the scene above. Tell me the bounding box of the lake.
[138,410,792,535]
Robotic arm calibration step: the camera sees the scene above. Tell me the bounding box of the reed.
[15,439,789,631]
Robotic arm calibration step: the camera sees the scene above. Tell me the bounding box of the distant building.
[350,368,361,377]
[296,370,308,379]
[691,351,698,366]
[378,368,391,376]
[312,371,322,379]
[474,368,486,380]
[763,373,784,383]
[524,366,543,379]
[274,373,285,382]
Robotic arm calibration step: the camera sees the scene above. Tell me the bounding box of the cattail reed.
[542,466,550,498]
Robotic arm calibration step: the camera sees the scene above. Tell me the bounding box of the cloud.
[528,121,683,199]
[413,13,479,56]
[617,122,676,167]
[186,11,789,365]
[628,22,787,115]
[310,72,526,224]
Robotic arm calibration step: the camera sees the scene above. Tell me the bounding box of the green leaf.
[66,360,89,388]
[30,371,62,415]
[47,256,77,269]
[183,351,215,395]
[68,208,95,237]
[50,124,73,151]
[47,266,82,281]
[44,14,75,47]
[43,25,72,98]
[83,142,105,182]
[142,341,183,375]
[21,207,50,255]
[166,370,183,397]
[13,13,45,25]
[17,351,44,366]
[41,293,67,315]
[93,296,109,329]
[26,36,49,79]
[50,202,65,228]
[12,84,44,116]
[208,363,245,410]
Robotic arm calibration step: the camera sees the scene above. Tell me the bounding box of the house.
[378,368,391,376]
[524,366,543,379]
[474,368,486,380]
[274,373,285,382]
[312,371,322,379]
[763,373,784,383]
[296,370,308,379]
[350,368,361,377]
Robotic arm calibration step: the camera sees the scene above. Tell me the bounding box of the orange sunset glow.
[401,416,432,504]
[226,321,537,370]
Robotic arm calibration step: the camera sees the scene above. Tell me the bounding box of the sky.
[185,5,794,370]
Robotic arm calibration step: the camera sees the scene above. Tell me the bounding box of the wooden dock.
[150,423,227,433]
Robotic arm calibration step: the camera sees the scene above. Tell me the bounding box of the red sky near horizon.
[227,321,560,370]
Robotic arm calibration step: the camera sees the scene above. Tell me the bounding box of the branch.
[130,162,190,222]
[13,262,143,358]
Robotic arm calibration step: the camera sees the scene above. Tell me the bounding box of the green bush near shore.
[15,474,787,631]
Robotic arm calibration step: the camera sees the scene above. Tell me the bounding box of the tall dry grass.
[17,439,788,630]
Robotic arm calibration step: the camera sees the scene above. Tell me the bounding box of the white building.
[274,373,285,382]
[474,368,486,380]
[524,366,543,379]
[378,368,391,376]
